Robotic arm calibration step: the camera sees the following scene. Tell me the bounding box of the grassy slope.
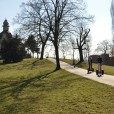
[0,59,114,114]
[60,59,114,75]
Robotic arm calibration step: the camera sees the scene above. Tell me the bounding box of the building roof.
[3,19,9,27]
[0,31,12,40]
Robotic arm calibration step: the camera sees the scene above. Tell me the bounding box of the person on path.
[88,56,92,70]
[97,56,102,72]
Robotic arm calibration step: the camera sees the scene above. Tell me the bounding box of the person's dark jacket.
[97,57,102,63]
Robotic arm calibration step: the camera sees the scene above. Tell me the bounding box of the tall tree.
[14,0,93,70]
[42,0,93,70]
[77,27,90,62]
[38,19,50,59]
[71,24,90,62]
[69,19,92,62]
[14,0,50,60]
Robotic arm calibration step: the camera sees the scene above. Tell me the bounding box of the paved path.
[48,58,114,87]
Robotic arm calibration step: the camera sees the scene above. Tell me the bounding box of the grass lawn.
[60,58,114,75]
[0,58,114,114]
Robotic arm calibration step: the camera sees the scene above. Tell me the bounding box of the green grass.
[60,58,114,75]
[60,58,77,65]
[0,58,114,114]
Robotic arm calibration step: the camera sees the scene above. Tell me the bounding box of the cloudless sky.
[0,0,112,54]
[0,0,27,32]
[86,0,112,54]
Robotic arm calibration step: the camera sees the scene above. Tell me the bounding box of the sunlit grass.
[0,58,114,113]
[60,58,75,65]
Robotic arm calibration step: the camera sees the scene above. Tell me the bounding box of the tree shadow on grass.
[0,70,55,100]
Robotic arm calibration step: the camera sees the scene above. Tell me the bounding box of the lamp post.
[72,42,75,65]
[85,39,90,60]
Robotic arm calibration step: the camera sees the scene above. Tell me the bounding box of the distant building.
[0,19,12,57]
[90,54,114,66]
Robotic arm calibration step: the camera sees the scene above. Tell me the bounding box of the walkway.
[48,58,114,87]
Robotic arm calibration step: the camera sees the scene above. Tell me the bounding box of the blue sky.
[0,0,112,54]
[0,0,27,32]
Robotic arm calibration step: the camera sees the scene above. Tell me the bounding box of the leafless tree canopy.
[14,0,94,70]
[95,40,110,54]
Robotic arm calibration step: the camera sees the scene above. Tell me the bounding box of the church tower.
[3,19,9,32]
[0,19,12,50]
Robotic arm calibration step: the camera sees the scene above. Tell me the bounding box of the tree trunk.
[40,44,45,60]
[54,44,61,70]
[33,52,35,58]
[37,51,39,59]
[79,46,84,62]
[33,52,34,58]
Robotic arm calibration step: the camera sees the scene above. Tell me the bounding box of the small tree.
[59,42,69,59]
[95,40,110,54]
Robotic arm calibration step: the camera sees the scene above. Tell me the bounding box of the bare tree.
[67,17,93,63]
[14,0,93,70]
[42,0,93,70]
[71,23,90,63]
[59,42,70,59]
[14,0,50,59]
[95,40,110,54]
